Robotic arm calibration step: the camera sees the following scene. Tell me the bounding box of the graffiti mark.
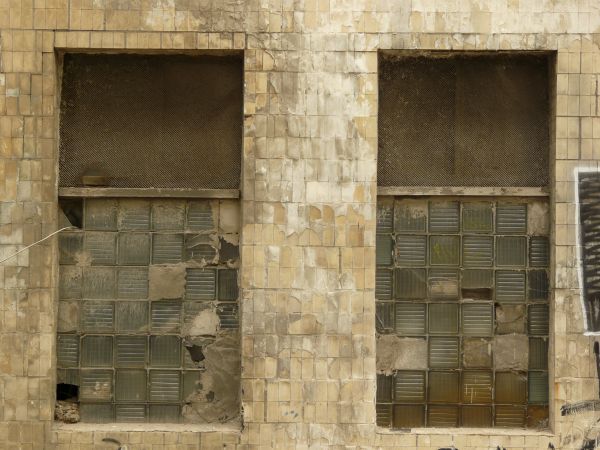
[580,438,598,450]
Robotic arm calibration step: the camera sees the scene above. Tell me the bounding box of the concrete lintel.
[58,187,240,199]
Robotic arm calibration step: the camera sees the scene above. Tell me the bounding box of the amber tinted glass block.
[392,404,424,428]
[116,301,148,333]
[462,406,492,427]
[529,338,548,370]
[81,336,113,367]
[394,371,425,402]
[429,371,460,403]
[428,405,458,427]
[462,371,492,404]
[463,203,493,233]
[428,269,459,300]
[376,374,393,402]
[462,303,493,336]
[495,405,526,427]
[395,200,427,233]
[376,403,392,427]
[496,236,527,267]
[395,269,426,299]
[429,202,459,233]
[150,335,181,368]
[429,337,459,368]
[528,372,549,404]
[396,235,427,266]
[428,304,458,334]
[463,235,494,267]
[496,204,527,234]
[376,234,393,266]
[118,233,150,265]
[396,303,426,335]
[85,199,118,230]
[115,370,147,402]
[527,405,549,429]
[430,236,460,266]
[495,372,527,404]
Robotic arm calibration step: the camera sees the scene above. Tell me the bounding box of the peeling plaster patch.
[148,264,186,300]
[184,308,220,337]
[376,335,427,374]
[495,304,526,334]
[494,334,529,370]
[528,201,550,235]
[219,200,240,233]
[57,301,79,332]
[463,338,492,368]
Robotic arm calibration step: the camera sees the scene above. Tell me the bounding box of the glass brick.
[376,302,394,333]
[495,271,525,302]
[528,372,549,404]
[528,304,549,335]
[528,270,549,301]
[428,269,459,300]
[394,371,425,402]
[117,267,148,299]
[115,335,147,367]
[462,371,492,404]
[395,303,426,335]
[462,236,493,267]
[218,269,239,301]
[115,370,147,402]
[462,303,493,336]
[428,405,458,427]
[428,371,459,403]
[376,234,393,266]
[85,232,117,265]
[187,201,215,231]
[80,403,114,423]
[152,200,185,231]
[395,235,426,266]
[57,334,79,368]
[529,338,548,370]
[217,303,239,329]
[150,335,181,367]
[429,337,459,368]
[527,405,549,428]
[495,405,526,427]
[116,301,148,333]
[395,200,427,233]
[376,374,393,402]
[462,269,493,288]
[376,403,392,427]
[82,267,116,299]
[59,232,83,265]
[185,235,216,263]
[496,204,527,234]
[428,304,458,334]
[118,233,150,265]
[495,372,527,404]
[376,200,394,233]
[85,199,118,230]
[151,301,182,333]
[392,404,424,428]
[496,236,527,267]
[150,405,180,423]
[81,301,114,332]
[186,269,216,300]
[118,199,151,230]
[81,336,113,367]
[529,236,549,267]
[116,404,146,423]
[80,370,113,401]
[149,371,181,402]
[394,269,426,299]
[376,269,393,300]
[429,201,459,232]
[57,368,79,386]
[462,406,492,427]
[183,371,202,400]
[430,236,460,266]
[462,203,493,233]
[59,266,82,299]
[152,234,184,264]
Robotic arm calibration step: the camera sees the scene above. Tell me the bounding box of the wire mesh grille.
[378,53,550,187]
[59,53,243,189]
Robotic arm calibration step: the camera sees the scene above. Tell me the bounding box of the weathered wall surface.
[0,0,599,449]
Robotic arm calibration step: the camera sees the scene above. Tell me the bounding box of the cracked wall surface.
[0,0,600,449]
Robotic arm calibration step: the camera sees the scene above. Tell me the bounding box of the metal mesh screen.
[378,53,550,187]
[59,53,243,189]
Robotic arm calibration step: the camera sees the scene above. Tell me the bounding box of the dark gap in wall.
[58,198,83,228]
[57,383,79,401]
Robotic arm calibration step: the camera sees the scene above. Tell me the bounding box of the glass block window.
[376,198,549,429]
[57,198,240,423]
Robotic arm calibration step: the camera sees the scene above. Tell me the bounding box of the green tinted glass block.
[428,304,458,334]
[430,236,460,266]
[85,199,118,230]
[116,301,148,333]
[79,403,114,423]
[218,269,239,301]
[428,405,458,427]
[428,371,459,403]
[57,334,79,368]
[528,372,549,404]
[152,201,185,231]
[395,235,426,266]
[59,232,83,265]
[495,405,526,428]
[495,372,527,404]
[395,303,426,335]
[527,405,549,429]
[528,270,549,301]
[376,201,394,234]
[462,269,493,288]
[529,338,548,370]
[429,202,459,233]
[394,371,425,402]
[80,370,113,401]
[376,374,393,402]
[217,303,238,329]
[376,269,393,300]
[152,234,184,264]
[84,232,117,265]
[394,269,426,299]
[149,404,180,423]
[376,403,392,427]
[462,406,492,427]
[150,335,181,367]
[187,201,215,231]
[529,237,549,267]
[151,301,182,332]
[462,304,493,336]
[497,236,527,267]
[116,404,146,423]
[115,335,147,367]
[462,236,493,267]
[118,233,150,265]
[81,301,114,332]
[376,302,394,333]
[429,337,459,368]
[183,371,202,400]
[59,266,82,299]
[461,371,492,404]
[395,200,427,233]
[392,404,424,428]
[496,204,527,234]
[83,267,116,299]
[528,304,549,335]
[81,336,113,367]
[495,271,525,302]
[376,234,393,266]
[115,370,147,402]
[117,268,148,299]
[463,203,493,233]
[118,200,151,231]
[149,370,181,402]
[428,269,459,300]
[186,269,216,300]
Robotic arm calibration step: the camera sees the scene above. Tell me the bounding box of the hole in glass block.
[59,198,83,229]
[395,235,427,266]
[118,233,150,265]
[57,383,79,401]
[430,236,460,266]
[85,199,118,230]
[185,234,217,263]
[150,335,181,367]
[428,371,459,403]
[219,237,239,263]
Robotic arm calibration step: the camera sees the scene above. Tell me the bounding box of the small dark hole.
[185,344,205,363]
[59,199,83,229]
[57,383,79,401]
[461,288,492,300]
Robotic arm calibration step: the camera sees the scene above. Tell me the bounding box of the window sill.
[375,426,554,436]
[377,186,549,197]
[53,420,242,433]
